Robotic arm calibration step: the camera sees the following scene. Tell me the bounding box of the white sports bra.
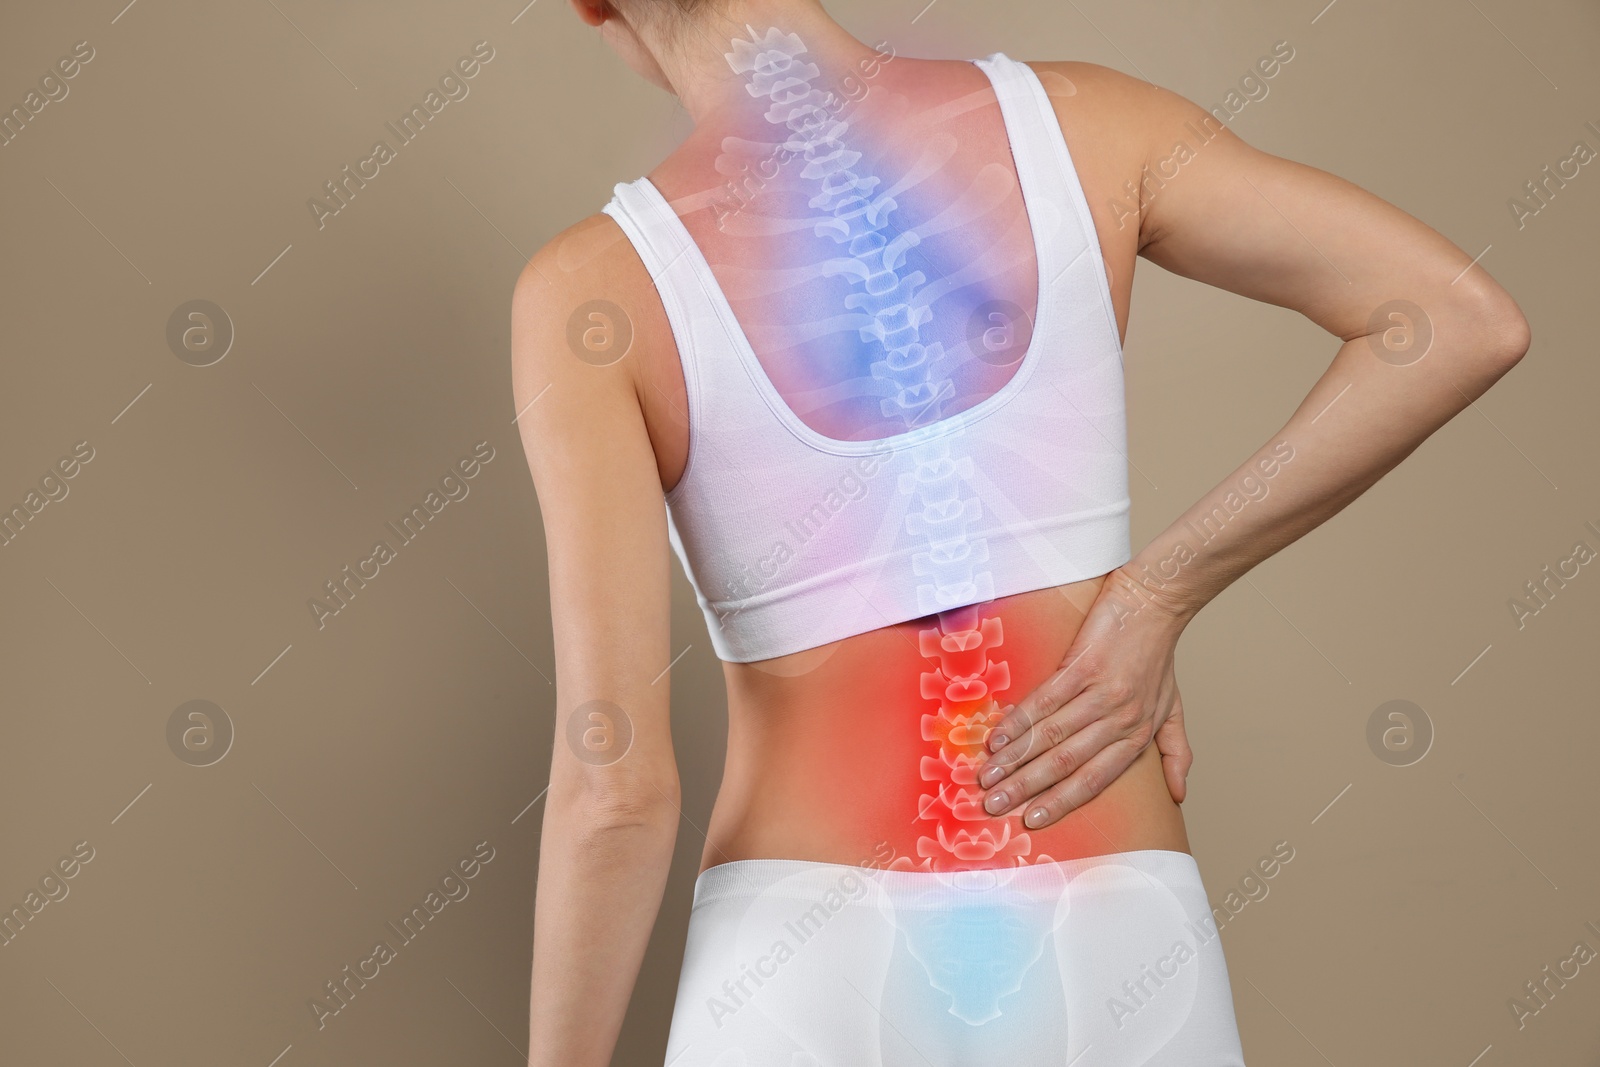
[601,50,1130,663]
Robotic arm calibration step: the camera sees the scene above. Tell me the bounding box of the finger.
[1164,761,1192,806]
[981,717,1123,816]
[1161,745,1188,804]
[980,693,1111,786]
[1156,703,1192,805]
[1015,738,1147,830]
[981,678,1107,780]
[985,652,1093,754]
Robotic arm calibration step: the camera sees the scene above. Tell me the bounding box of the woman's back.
[586,42,1188,872]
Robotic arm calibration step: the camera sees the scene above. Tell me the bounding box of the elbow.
[1412,276,1533,401]
[1461,310,1530,400]
[1479,296,1532,367]
[549,766,682,836]
[540,779,681,876]
[1454,275,1533,368]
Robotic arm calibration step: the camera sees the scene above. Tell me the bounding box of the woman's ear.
[568,0,609,28]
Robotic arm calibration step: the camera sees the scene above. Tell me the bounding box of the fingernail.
[985,791,1008,814]
[989,732,1008,751]
[1025,807,1048,828]
[979,765,1003,788]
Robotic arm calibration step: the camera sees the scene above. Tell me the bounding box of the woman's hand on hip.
[977,566,1194,829]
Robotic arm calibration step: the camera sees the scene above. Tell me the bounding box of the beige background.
[1,0,1596,1064]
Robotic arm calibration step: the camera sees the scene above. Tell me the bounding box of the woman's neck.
[637,1,881,125]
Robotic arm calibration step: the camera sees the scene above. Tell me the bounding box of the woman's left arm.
[978,69,1531,828]
[512,233,682,1067]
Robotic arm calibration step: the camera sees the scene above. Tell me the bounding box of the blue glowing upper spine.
[724,27,995,617]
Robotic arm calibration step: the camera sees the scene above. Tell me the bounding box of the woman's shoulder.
[1022,58,1148,91]
[1023,58,1222,147]
[511,210,662,357]
[1020,59,1172,131]
[510,209,674,429]
[513,212,640,306]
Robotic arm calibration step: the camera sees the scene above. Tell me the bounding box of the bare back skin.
[565,56,1186,873]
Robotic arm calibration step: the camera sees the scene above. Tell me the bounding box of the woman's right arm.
[511,233,680,1067]
[979,65,1532,825]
